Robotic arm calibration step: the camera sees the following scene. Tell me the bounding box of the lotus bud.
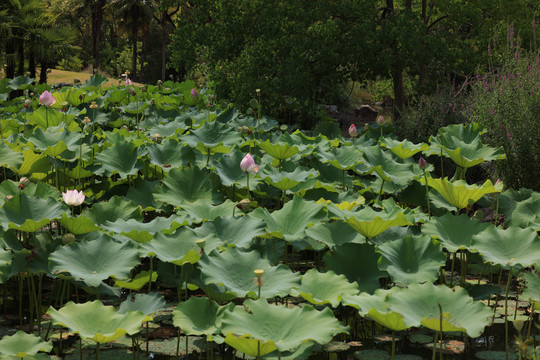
[191,88,198,98]
[241,126,249,134]
[24,99,31,108]
[236,198,251,212]
[89,101,98,109]
[376,115,384,125]
[196,238,206,254]
[494,178,504,191]
[151,133,163,144]
[61,101,69,112]
[82,117,91,124]
[5,195,13,201]
[237,126,243,133]
[18,177,30,190]
[39,91,56,107]
[29,92,35,98]
[240,154,259,173]
[418,157,428,170]
[62,233,76,245]
[348,124,358,137]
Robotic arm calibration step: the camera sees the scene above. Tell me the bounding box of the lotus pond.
[0,75,538,360]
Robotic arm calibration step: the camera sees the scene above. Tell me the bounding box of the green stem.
[423,170,431,220]
[246,173,251,200]
[147,256,153,293]
[449,252,456,287]
[176,331,180,357]
[440,148,444,178]
[96,342,101,360]
[378,179,385,201]
[391,331,396,360]
[438,302,443,360]
[505,268,513,360]
[431,330,438,360]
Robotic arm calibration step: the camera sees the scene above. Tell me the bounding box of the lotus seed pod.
[62,233,76,245]
[237,198,251,212]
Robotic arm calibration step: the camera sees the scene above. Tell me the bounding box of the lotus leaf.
[221,299,348,354]
[92,140,145,178]
[183,120,242,153]
[305,221,366,249]
[118,292,166,315]
[520,272,540,303]
[504,192,540,230]
[422,177,499,209]
[27,107,77,129]
[192,216,266,250]
[0,248,12,283]
[324,243,388,293]
[153,166,221,207]
[172,296,234,335]
[114,271,157,291]
[0,193,67,232]
[0,180,59,207]
[101,216,184,243]
[49,235,140,287]
[291,269,360,307]
[262,341,317,360]
[146,139,195,170]
[83,74,108,87]
[250,195,326,242]
[48,300,149,343]
[0,330,52,358]
[214,150,262,188]
[258,140,301,161]
[344,205,412,239]
[376,234,446,285]
[261,166,319,191]
[421,213,490,252]
[0,143,23,169]
[177,199,236,224]
[381,138,430,160]
[141,227,201,266]
[85,196,142,225]
[26,125,82,157]
[355,146,418,186]
[385,283,492,337]
[7,76,34,90]
[429,123,506,168]
[199,248,300,299]
[316,146,364,170]
[13,149,51,177]
[471,225,540,269]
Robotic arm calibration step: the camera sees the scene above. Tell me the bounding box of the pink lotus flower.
[39,91,56,107]
[191,88,198,98]
[62,189,85,206]
[348,124,358,137]
[125,78,133,86]
[240,154,259,173]
[376,115,384,125]
[418,157,428,170]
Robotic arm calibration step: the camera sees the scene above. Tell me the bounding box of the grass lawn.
[1,69,142,87]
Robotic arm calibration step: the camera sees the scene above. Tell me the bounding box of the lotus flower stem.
[79,337,82,360]
[378,179,385,201]
[449,252,456,287]
[437,302,443,360]
[96,342,101,360]
[146,321,150,355]
[431,330,438,360]
[422,170,432,220]
[504,268,513,360]
[45,107,49,128]
[176,332,180,357]
[439,148,444,178]
[257,339,261,360]
[186,335,189,357]
[246,173,251,200]
[148,256,153,292]
[391,331,396,359]
[460,251,467,287]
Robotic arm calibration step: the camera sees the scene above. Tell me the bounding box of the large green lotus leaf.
[344,205,412,239]
[172,296,234,336]
[145,119,188,138]
[48,300,149,343]
[505,192,540,230]
[85,196,143,225]
[101,216,184,243]
[342,289,407,330]
[381,138,430,160]
[422,177,499,209]
[214,150,261,187]
[385,283,492,337]
[83,73,108,87]
[0,193,67,232]
[199,248,300,299]
[92,140,144,179]
[27,107,78,129]
[355,146,418,186]
[262,341,316,360]
[0,248,12,284]
[146,139,195,170]
[324,243,388,294]
[192,216,266,250]
[141,227,201,266]
[316,146,364,170]
[471,226,540,269]
[291,269,360,307]
[224,333,277,357]
[8,76,34,90]
[176,200,236,224]
[154,166,221,207]
[222,299,348,354]
[258,140,302,161]
[114,270,157,291]
[367,309,408,331]
[118,292,166,316]
[124,179,162,211]
[261,166,319,191]
[0,180,59,207]
[305,221,366,249]
[0,330,52,357]
[250,195,326,242]
[421,213,490,252]
[183,120,242,153]
[0,143,23,169]
[58,214,100,235]
[13,149,51,177]
[521,272,540,303]
[430,123,506,168]
[26,125,82,157]
[376,234,446,285]
[49,235,140,287]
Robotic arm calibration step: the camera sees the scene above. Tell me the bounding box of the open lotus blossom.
[348,124,358,137]
[240,153,259,173]
[191,88,198,98]
[39,91,56,107]
[62,189,85,206]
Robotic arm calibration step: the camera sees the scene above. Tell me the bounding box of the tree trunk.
[39,62,48,84]
[29,52,36,79]
[131,8,138,80]
[17,43,25,76]
[161,10,167,81]
[91,0,106,71]
[5,41,16,79]
[140,29,148,80]
[392,68,406,122]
